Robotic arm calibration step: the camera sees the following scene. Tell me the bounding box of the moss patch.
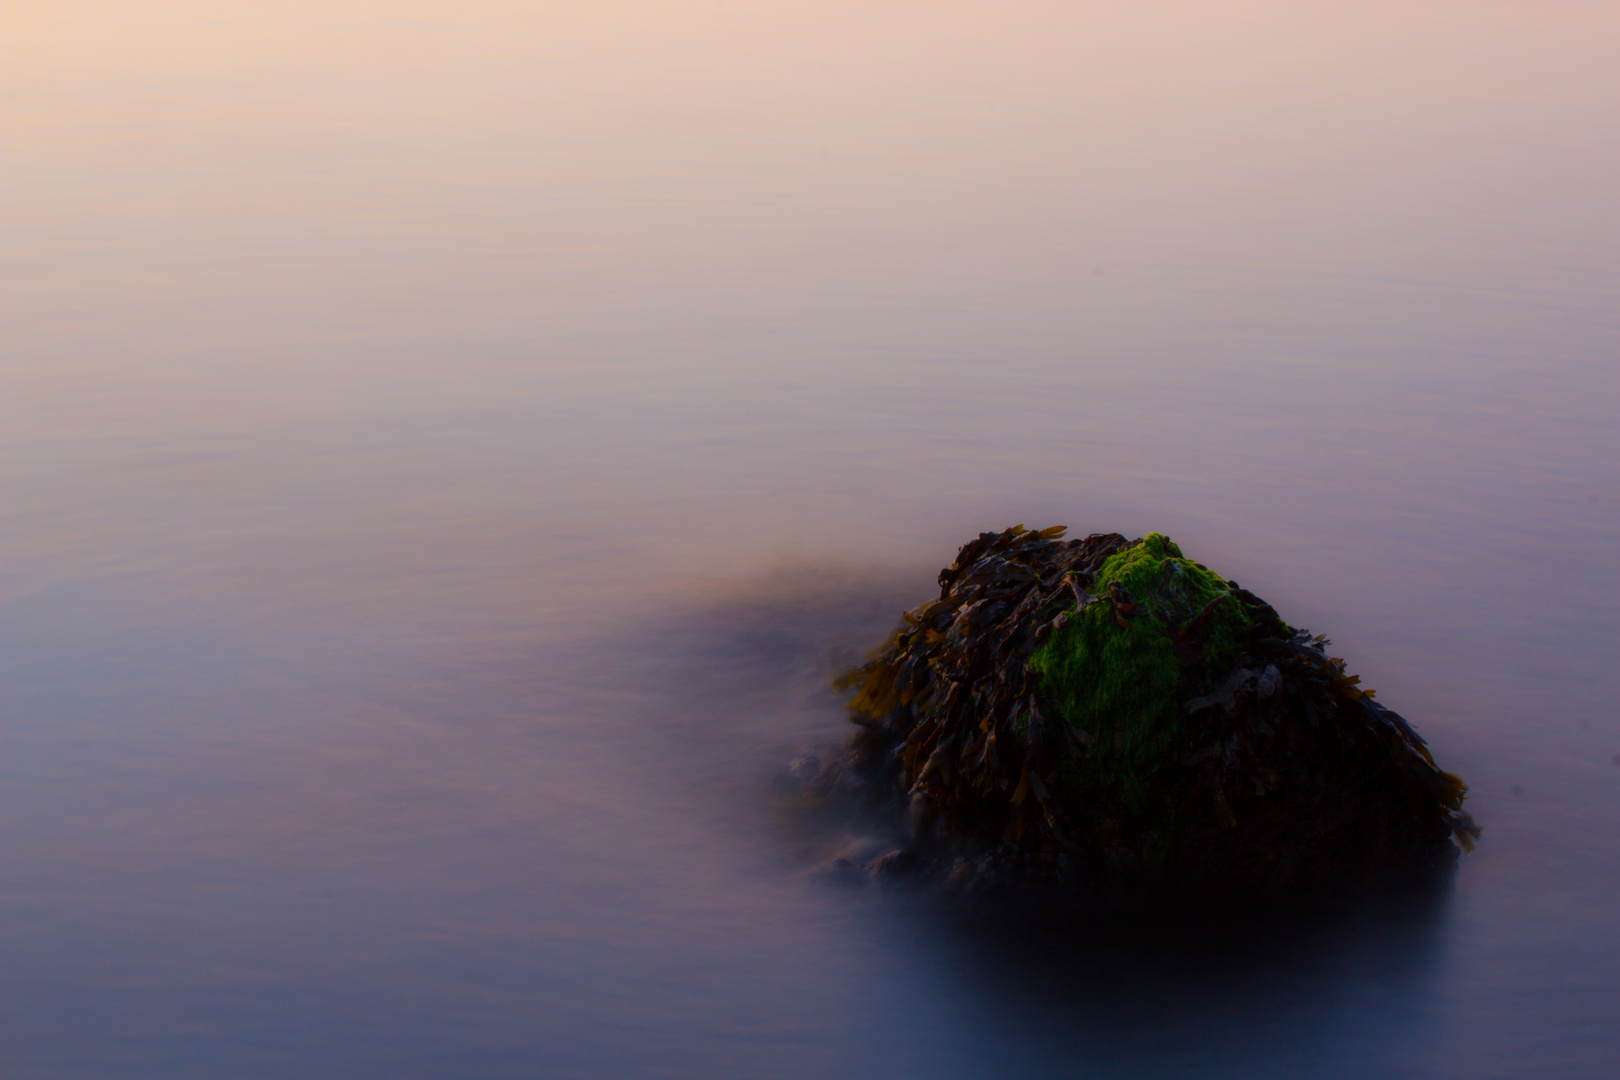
[1028,533,1254,833]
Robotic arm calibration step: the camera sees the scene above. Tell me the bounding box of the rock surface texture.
[824,526,1479,898]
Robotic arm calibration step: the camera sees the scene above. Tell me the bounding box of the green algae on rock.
[828,526,1478,895]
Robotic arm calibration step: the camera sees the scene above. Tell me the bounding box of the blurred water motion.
[4,2,1619,1077]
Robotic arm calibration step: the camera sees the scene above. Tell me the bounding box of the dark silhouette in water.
[808,526,1480,901]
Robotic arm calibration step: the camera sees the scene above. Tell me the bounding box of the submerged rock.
[819,526,1478,898]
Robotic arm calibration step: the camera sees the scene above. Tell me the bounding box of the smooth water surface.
[4,3,1619,1076]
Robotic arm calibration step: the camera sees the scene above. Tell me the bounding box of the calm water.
[4,3,1619,1077]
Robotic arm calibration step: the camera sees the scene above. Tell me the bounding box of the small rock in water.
[770,752,825,797]
[869,849,925,881]
[817,525,1479,901]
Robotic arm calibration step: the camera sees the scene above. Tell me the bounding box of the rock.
[771,752,830,799]
[869,849,925,881]
[829,526,1479,899]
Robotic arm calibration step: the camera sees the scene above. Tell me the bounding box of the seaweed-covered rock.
[827,526,1478,897]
